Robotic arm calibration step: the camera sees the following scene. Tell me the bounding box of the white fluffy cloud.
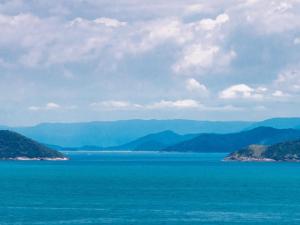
[198,13,229,31]
[69,17,126,28]
[219,81,294,101]
[219,84,266,100]
[91,99,202,110]
[232,1,300,34]
[2,1,300,124]
[0,13,125,67]
[171,13,236,74]
[29,102,61,111]
[93,17,127,27]
[88,99,247,113]
[46,102,60,110]
[0,10,235,76]
[28,102,78,112]
[186,78,208,93]
[173,44,236,74]
[272,90,289,97]
[147,99,201,109]
[90,101,142,110]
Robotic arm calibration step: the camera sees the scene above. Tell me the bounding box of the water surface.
[0,151,300,225]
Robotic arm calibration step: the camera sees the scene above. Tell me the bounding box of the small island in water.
[0,130,68,160]
[225,140,300,162]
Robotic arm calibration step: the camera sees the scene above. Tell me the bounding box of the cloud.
[146,100,244,112]
[173,43,236,74]
[89,99,247,113]
[206,104,244,112]
[173,44,219,73]
[0,9,235,76]
[198,13,229,31]
[90,101,142,110]
[294,38,300,45]
[0,6,240,86]
[92,99,203,110]
[28,106,40,111]
[184,4,206,15]
[185,78,208,93]
[28,102,61,111]
[272,90,289,97]
[219,82,293,102]
[170,12,235,75]
[219,84,266,100]
[120,18,190,55]
[2,1,300,124]
[93,17,127,27]
[69,17,126,28]
[147,99,201,109]
[45,102,60,110]
[0,13,120,67]
[233,0,300,34]
[274,69,300,93]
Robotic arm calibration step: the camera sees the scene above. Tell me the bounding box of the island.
[0,130,68,160]
[224,140,300,162]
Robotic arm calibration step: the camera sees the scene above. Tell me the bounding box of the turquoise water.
[1,152,300,224]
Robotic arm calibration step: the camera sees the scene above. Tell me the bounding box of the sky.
[1,0,300,125]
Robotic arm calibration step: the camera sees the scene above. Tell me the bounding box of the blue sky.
[1,0,300,125]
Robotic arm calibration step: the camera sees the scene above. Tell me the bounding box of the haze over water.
[1,152,300,225]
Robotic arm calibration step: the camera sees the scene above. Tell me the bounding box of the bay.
[0,152,300,225]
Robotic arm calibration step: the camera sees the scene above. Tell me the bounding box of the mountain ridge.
[107,130,198,151]
[10,119,253,147]
[164,127,300,153]
[0,130,67,160]
[245,117,300,130]
[3,117,300,148]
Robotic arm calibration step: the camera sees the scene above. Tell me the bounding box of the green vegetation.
[0,130,67,160]
[225,140,300,162]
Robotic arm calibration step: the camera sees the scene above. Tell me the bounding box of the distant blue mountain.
[164,127,300,153]
[11,120,252,147]
[107,130,198,151]
[5,118,300,148]
[246,117,300,130]
[50,126,300,152]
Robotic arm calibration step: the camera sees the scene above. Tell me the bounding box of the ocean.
[1,151,300,225]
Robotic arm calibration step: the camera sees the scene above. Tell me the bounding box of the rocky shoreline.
[224,156,275,162]
[224,141,300,162]
[2,157,69,161]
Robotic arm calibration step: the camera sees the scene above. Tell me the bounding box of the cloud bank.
[0,0,300,125]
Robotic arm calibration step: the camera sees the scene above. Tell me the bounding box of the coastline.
[223,157,275,162]
[224,157,300,162]
[0,157,69,161]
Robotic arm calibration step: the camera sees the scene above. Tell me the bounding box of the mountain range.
[3,117,300,149]
[11,119,253,147]
[53,127,300,153]
[164,127,300,153]
[246,117,300,130]
[107,130,198,151]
